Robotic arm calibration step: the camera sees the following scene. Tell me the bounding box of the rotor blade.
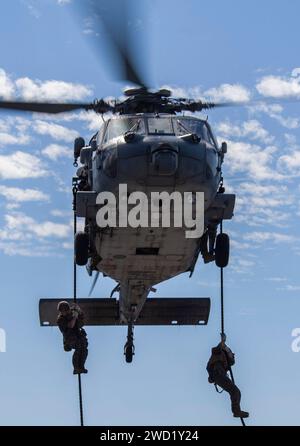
[197,95,300,111]
[0,99,112,114]
[88,271,100,297]
[75,0,148,88]
[0,101,93,114]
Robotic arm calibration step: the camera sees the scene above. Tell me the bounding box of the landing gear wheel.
[75,231,89,266]
[215,233,230,268]
[124,343,135,363]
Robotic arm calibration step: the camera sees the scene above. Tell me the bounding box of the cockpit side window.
[206,125,218,148]
[203,125,215,146]
[96,124,105,147]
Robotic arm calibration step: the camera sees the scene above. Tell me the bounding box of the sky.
[0,0,300,426]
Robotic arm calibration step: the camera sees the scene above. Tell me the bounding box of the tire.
[75,231,89,266]
[215,233,230,268]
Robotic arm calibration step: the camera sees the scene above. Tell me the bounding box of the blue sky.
[0,0,300,426]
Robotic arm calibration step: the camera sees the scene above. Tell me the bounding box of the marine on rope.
[206,333,249,420]
[57,300,88,375]
[207,216,249,423]
[56,176,88,426]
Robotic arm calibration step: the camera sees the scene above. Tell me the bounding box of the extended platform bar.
[39,297,210,326]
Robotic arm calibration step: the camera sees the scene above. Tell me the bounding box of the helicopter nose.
[150,144,178,176]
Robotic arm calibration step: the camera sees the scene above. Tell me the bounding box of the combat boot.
[233,409,249,418]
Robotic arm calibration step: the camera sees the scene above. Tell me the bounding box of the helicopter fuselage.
[76,113,235,323]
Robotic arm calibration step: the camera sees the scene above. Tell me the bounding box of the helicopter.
[0,0,285,363]
[35,83,235,362]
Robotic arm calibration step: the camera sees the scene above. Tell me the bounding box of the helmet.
[57,301,70,312]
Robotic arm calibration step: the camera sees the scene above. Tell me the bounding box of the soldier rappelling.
[207,335,249,419]
[57,301,88,375]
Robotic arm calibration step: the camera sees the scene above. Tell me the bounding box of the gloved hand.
[72,309,79,318]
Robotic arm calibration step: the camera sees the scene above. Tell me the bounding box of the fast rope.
[72,178,84,427]
[219,221,246,427]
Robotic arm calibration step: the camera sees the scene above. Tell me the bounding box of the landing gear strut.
[124,323,135,363]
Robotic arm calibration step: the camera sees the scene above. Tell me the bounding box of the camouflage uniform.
[207,343,242,416]
[57,305,88,373]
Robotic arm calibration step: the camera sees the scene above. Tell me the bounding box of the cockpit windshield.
[102,116,216,145]
[147,117,174,135]
[103,118,145,143]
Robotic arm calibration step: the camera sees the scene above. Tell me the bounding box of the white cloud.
[0,239,67,257]
[0,241,49,257]
[230,257,255,274]
[236,259,255,267]
[0,186,49,202]
[51,209,72,217]
[266,277,288,282]
[235,210,290,228]
[33,221,71,238]
[15,77,92,102]
[1,212,71,239]
[33,120,78,142]
[250,103,284,115]
[33,109,102,132]
[292,68,300,77]
[248,196,286,208]
[0,117,32,147]
[285,285,300,291]
[248,102,300,129]
[0,67,92,102]
[204,83,251,103]
[217,119,273,144]
[0,151,48,180]
[160,83,251,104]
[278,151,300,172]
[273,116,299,130]
[242,120,273,144]
[76,111,103,131]
[284,133,297,145]
[0,68,15,99]
[161,85,204,100]
[230,239,252,250]
[224,140,284,181]
[238,182,288,197]
[0,210,73,256]
[5,203,21,210]
[0,116,32,133]
[277,284,300,292]
[232,180,294,229]
[256,72,300,98]
[243,231,296,243]
[62,241,73,249]
[41,143,72,160]
[0,132,31,147]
